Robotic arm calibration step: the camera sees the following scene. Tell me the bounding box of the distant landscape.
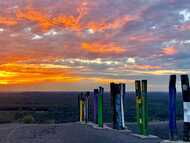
[0,92,183,124]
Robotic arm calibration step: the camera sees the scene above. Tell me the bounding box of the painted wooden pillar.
[78,94,80,121]
[120,83,126,129]
[135,80,143,134]
[93,89,99,124]
[110,83,125,130]
[181,75,190,141]
[98,87,104,127]
[142,80,148,136]
[169,75,177,140]
[85,92,90,123]
[135,80,148,135]
[110,83,117,128]
[115,84,122,129]
[79,93,84,122]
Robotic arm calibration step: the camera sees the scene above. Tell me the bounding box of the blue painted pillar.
[169,75,177,140]
[93,89,99,124]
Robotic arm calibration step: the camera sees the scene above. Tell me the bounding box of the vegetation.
[22,114,34,124]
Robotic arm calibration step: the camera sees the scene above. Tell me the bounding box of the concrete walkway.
[0,123,164,143]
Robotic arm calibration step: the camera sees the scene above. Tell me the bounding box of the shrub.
[22,115,34,124]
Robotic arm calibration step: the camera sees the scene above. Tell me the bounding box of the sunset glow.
[0,0,189,91]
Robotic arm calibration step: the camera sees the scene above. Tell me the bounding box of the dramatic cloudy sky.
[0,0,189,91]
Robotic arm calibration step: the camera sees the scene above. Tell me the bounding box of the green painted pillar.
[135,80,148,135]
[135,80,143,134]
[142,80,148,135]
[98,87,104,127]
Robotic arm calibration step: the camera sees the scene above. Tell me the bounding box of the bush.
[22,115,34,124]
[0,111,16,123]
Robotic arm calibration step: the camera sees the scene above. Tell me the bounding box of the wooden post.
[181,75,190,141]
[78,94,80,121]
[120,83,126,129]
[135,80,148,135]
[142,80,148,136]
[93,89,99,124]
[110,83,116,128]
[85,92,90,123]
[98,87,104,127]
[110,83,125,130]
[115,83,122,129]
[135,80,143,134]
[79,93,84,122]
[169,75,177,140]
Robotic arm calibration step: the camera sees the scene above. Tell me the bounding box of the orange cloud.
[15,4,85,31]
[0,63,80,85]
[0,52,60,65]
[86,15,138,32]
[0,2,138,33]
[82,42,126,55]
[162,46,177,56]
[0,16,17,26]
[52,2,88,31]
[53,16,81,31]
[0,54,36,64]
[16,8,54,31]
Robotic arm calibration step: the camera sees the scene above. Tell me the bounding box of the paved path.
[0,123,164,143]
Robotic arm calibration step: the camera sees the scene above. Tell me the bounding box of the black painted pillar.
[181,75,190,141]
[110,83,125,130]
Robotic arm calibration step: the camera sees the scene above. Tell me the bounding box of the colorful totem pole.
[84,92,90,123]
[93,89,99,124]
[79,93,85,122]
[135,80,148,135]
[110,83,125,130]
[135,80,143,134]
[181,75,190,141]
[168,75,177,140]
[98,87,104,127]
[120,83,125,128]
[79,92,90,123]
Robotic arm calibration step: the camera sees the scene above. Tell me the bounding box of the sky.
[0,0,189,91]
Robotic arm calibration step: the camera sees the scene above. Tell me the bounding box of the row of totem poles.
[78,74,190,142]
[78,81,148,134]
